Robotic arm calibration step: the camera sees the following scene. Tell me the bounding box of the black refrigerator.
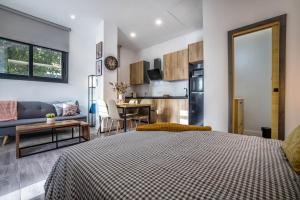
[189,62,204,125]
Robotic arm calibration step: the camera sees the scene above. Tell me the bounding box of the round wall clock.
[104,56,119,71]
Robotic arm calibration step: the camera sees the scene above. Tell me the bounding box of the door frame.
[228,14,287,140]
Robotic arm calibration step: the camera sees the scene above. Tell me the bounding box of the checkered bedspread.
[45,131,300,200]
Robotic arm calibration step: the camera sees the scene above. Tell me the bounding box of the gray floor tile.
[0,151,16,166]
[19,159,45,188]
[0,163,18,179]
[0,127,102,200]
[0,173,20,196]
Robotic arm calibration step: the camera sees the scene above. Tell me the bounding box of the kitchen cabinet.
[163,49,188,81]
[130,61,150,85]
[177,49,189,80]
[188,41,203,63]
[153,99,189,124]
[163,52,176,81]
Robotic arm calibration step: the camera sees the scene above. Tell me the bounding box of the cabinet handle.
[273,88,279,92]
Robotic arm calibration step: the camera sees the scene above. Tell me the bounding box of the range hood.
[147,68,162,80]
[147,58,162,81]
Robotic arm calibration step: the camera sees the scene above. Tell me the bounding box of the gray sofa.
[0,101,87,142]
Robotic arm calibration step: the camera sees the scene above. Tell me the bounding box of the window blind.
[0,5,71,52]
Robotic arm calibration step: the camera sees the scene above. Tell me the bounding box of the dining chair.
[106,99,134,133]
[97,99,110,135]
[129,99,138,104]
[133,99,155,126]
[127,99,140,127]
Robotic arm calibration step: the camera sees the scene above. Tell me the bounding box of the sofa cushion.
[18,101,57,119]
[0,118,46,128]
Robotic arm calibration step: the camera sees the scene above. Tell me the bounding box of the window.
[33,47,63,79]
[0,37,68,83]
[0,39,29,76]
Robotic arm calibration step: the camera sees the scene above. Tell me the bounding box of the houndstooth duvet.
[45,131,300,200]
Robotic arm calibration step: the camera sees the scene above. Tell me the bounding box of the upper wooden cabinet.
[163,52,176,81]
[130,61,150,85]
[177,49,188,79]
[163,49,188,81]
[188,41,203,63]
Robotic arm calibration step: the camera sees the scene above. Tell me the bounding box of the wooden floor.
[0,127,111,200]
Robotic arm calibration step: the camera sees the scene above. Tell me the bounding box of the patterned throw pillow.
[62,103,78,116]
[66,100,80,114]
[52,100,80,116]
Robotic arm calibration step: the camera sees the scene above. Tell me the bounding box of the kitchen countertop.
[125,96,188,99]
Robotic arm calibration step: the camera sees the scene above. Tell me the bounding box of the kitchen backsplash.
[130,80,188,97]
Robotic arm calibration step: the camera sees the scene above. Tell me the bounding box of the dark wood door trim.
[228,14,287,140]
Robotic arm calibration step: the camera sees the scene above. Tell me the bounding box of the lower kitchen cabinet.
[153,99,189,124]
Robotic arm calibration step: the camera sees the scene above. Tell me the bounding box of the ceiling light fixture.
[155,19,163,26]
[130,32,136,38]
[70,14,76,20]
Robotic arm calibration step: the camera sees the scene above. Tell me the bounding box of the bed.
[45,131,300,200]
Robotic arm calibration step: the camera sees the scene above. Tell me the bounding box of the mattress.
[45,131,300,200]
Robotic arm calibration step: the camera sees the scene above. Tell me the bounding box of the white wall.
[0,17,98,115]
[102,22,118,102]
[203,0,300,137]
[118,46,138,84]
[95,21,119,103]
[96,21,104,102]
[133,29,203,96]
[235,28,272,135]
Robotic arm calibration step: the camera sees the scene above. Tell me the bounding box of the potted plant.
[46,113,56,124]
[109,82,130,103]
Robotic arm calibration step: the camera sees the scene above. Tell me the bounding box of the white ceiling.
[0,0,202,50]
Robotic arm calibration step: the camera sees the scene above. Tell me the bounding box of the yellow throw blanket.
[136,123,212,132]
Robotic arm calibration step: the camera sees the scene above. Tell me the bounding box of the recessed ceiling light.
[70,14,76,20]
[155,19,163,26]
[130,32,136,38]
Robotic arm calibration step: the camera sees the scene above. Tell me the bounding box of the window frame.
[0,37,68,83]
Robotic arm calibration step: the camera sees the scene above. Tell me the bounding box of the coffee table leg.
[16,132,20,159]
[51,129,54,142]
[55,128,58,148]
[79,125,81,143]
[72,128,74,138]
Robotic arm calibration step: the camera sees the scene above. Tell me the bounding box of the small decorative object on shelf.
[105,56,118,71]
[46,113,56,124]
[109,82,129,104]
[88,75,100,127]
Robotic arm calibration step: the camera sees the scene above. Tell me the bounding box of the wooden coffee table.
[16,120,90,158]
